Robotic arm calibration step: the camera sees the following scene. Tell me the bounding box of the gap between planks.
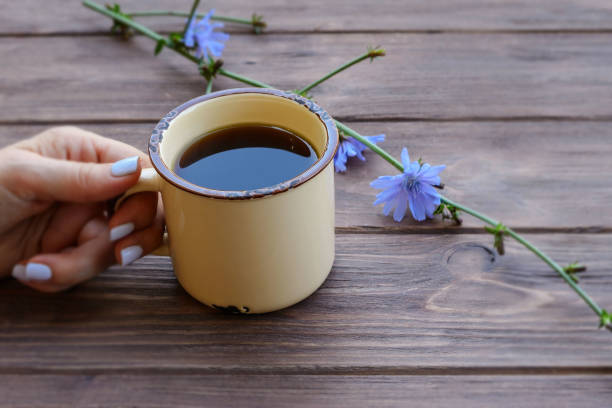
[6,29,612,37]
[6,116,612,127]
[336,226,612,235]
[2,366,612,376]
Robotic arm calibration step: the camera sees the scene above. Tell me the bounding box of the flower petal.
[408,191,427,221]
[392,191,409,222]
[373,186,401,205]
[203,8,215,21]
[344,140,360,158]
[207,42,225,58]
[370,175,402,189]
[209,22,225,30]
[334,143,348,172]
[382,197,396,215]
[419,165,446,184]
[407,161,420,176]
[183,18,197,47]
[349,138,367,161]
[400,148,411,170]
[366,134,385,144]
[425,196,441,218]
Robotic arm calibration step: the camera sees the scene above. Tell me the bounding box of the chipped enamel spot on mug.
[148,88,339,200]
[149,112,176,153]
[211,304,251,314]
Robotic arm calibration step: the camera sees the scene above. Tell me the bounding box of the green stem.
[127,11,263,29]
[128,10,191,17]
[182,0,200,38]
[176,47,199,62]
[297,49,384,96]
[205,78,214,94]
[211,15,260,27]
[84,0,607,327]
[83,0,165,42]
[218,68,272,88]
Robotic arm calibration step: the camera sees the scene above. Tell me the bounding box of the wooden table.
[2,1,612,406]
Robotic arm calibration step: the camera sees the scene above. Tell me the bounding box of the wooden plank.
[2,122,611,230]
[1,233,611,371]
[2,374,612,407]
[5,0,612,34]
[4,34,612,122]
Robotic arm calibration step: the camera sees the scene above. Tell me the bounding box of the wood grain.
[1,233,611,371]
[2,122,610,230]
[5,0,612,34]
[4,34,612,122]
[3,1,612,405]
[2,374,612,407]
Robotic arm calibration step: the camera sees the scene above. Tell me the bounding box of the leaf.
[484,223,507,255]
[366,45,386,61]
[154,39,165,56]
[169,32,183,43]
[599,309,611,329]
[251,13,267,34]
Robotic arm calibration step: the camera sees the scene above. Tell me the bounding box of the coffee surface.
[174,124,318,191]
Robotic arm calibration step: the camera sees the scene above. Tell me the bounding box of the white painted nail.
[11,264,26,280]
[110,222,135,242]
[24,263,52,281]
[121,245,143,266]
[111,156,139,177]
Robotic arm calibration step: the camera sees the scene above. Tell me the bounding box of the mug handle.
[114,167,170,256]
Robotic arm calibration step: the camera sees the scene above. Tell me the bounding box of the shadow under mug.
[118,88,339,314]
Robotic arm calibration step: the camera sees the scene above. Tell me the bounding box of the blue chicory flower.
[334,134,385,172]
[370,148,445,222]
[183,9,230,60]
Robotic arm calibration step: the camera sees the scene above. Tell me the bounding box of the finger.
[11,217,114,292]
[108,192,158,242]
[40,202,105,253]
[5,149,142,203]
[114,208,164,266]
[14,126,148,164]
[78,214,109,245]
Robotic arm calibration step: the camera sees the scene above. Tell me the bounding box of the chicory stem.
[297,48,385,96]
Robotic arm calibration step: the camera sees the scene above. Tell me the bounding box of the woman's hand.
[0,126,164,292]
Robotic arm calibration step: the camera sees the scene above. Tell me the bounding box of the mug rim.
[148,88,339,200]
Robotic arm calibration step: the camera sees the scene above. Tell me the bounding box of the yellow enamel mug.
[120,88,339,314]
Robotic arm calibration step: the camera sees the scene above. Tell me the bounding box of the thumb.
[12,153,142,203]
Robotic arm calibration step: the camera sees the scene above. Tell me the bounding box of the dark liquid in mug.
[174,124,318,191]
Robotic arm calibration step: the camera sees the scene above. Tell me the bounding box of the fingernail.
[111,156,139,177]
[110,222,135,242]
[11,264,25,280]
[121,245,143,266]
[24,263,52,281]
